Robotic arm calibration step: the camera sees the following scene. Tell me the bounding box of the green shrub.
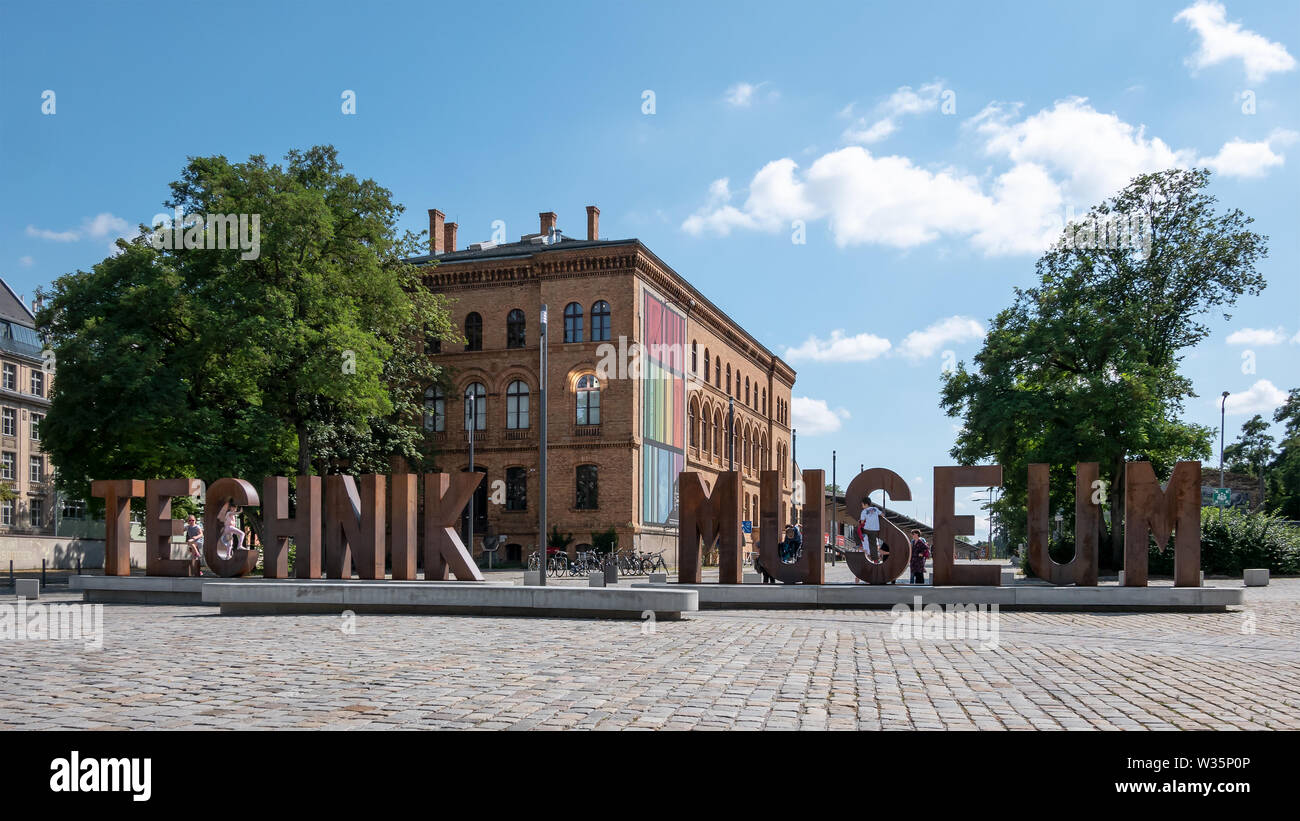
[1147,507,1300,575]
[591,527,619,555]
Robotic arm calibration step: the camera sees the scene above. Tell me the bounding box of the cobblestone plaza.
[3,571,1297,731]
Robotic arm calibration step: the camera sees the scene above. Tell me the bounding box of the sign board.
[741,520,752,534]
[1212,487,1231,507]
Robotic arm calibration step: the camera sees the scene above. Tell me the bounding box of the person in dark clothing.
[909,529,930,585]
[778,524,802,563]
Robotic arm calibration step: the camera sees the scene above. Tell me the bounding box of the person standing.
[859,499,883,561]
[909,529,930,585]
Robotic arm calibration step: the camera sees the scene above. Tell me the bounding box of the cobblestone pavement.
[1,576,1297,730]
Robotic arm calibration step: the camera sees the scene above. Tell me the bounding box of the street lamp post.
[1220,391,1230,489]
[538,304,548,586]
[728,396,735,471]
[1220,390,1229,522]
[467,387,476,557]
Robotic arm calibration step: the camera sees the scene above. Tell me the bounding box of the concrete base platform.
[631,582,1244,612]
[203,581,697,620]
[68,575,501,605]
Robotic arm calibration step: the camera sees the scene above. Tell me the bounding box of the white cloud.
[26,212,132,244]
[1225,326,1287,345]
[682,97,1286,256]
[791,396,850,435]
[1293,330,1300,345]
[1222,380,1288,415]
[1200,129,1298,178]
[26,225,79,242]
[972,97,1192,206]
[1175,1,1296,82]
[897,316,986,360]
[725,82,775,108]
[18,256,34,267]
[842,81,944,145]
[783,329,891,363]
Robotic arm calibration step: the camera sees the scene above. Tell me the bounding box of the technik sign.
[678,461,1204,587]
[92,460,1201,587]
[91,474,485,581]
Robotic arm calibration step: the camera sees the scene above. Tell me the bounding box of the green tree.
[941,168,1267,567]
[1268,389,1300,518]
[37,146,455,503]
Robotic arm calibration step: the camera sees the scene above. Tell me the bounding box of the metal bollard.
[42,558,47,589]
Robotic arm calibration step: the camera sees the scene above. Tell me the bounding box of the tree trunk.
[1106,454,1126,569]
[297,421,311,477]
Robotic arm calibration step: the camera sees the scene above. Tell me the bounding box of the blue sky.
[2,0,1297,530]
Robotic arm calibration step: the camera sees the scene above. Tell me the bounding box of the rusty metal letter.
[933,465,1003,586]
[390,473,419,581]
[757,469,826,584]
[1124,460,1201,588]
[203,478,261,578]
[678,471,742,584]
[324,475,386,580]
[263,476,322,579]
[1026,463,1100,586]
[90,480,144,577]
[145,478,200,577]
[839,468,914,584]
[422,472,485,581]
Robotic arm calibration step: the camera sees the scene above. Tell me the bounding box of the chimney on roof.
[429,209,445,255]
[539,211,557,236]
[586,206,600,241]
[444,222,457,253]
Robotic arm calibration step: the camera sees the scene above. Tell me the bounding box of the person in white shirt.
[859,500,882,562]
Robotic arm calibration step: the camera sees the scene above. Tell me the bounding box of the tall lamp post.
[1220,390,1229,521]
[538,304,548,586]
[467,386,476,556]
[1220,391,1230,489]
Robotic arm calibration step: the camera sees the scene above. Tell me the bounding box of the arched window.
[426,333,441,355]
[464,313,482,351]
[576,464,599,509]
[714,356,721,388]
[725,364,731,395]
[507,380,529,429]
[691,341,698,375]
[689,400,698,447]
[712,413,721,458]
[564,302,583,343]
[506,309,526,349]
[704,349,711,381]
[464,382,486,430]
[762,389,767,417]
[423,386,445,432]
[701,404,710,452]
[576,374,601,425]
[506,467,527,511]
[744,377,750,405]
[591,300,611,342]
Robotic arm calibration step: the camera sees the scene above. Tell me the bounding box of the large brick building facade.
[413,206,796,565]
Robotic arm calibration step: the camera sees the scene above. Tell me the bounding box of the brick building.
[0,279,57,536]
[412,206,796,565]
